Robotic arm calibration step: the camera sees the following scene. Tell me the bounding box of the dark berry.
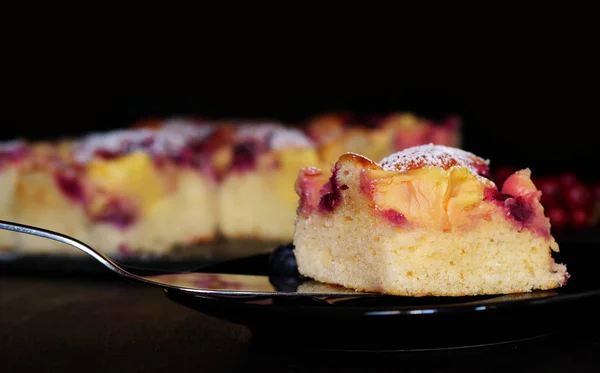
[538,177,561,198]
[539,177,561,209]
[92,198,137,229]
[474,163,491,179]
[95,149,120,160]
[0,143,28,165]
[54,170,85,203]
[318,192,340,212]
[483,187,512,202]
[559,173,578,188]
[506,197,534,223]
[571,209,590,229]
[231,142,258,172]
[269,274,301,292]
[495,193,513,202]
[318,171,342,212]
[548,208,569,229]
[563,183,591,209]
[140,137,155,148]
[268,243,299,277]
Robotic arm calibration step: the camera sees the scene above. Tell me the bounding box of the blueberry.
[268,243,299,277]
[231,142,257,171]
[269,274,301,292]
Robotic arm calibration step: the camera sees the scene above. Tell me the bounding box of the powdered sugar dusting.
[379,144,490,179]
[0,139,28,165]
[161,117,214,137]
[154,119,215,153]
[236,122,282,140]
[0,140,26,152]
[269,128,314,149]
[74,129,155,163]
[235,122,314,149]
[74,121,215,163]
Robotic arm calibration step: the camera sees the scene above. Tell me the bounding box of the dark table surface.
[2,274,600,373]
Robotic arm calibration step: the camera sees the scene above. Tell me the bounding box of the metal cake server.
[0,220,376,298]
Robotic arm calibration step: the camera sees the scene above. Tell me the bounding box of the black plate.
[163,241,600,351]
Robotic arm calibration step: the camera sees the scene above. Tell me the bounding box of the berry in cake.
[293,144,568,296]
[218,122,321,241]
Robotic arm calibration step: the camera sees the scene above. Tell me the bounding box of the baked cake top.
[0,139,26,153]
[0,140,29,167]
[379,144,491,180]
[74,121,215,163]
[234,123,314,150]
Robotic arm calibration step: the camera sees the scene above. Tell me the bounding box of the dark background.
[2,29,598,180]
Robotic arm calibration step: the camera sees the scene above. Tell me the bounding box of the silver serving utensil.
[0,220,377,298]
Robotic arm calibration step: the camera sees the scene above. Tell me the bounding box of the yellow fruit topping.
[86,153,166,213]
[319,128,391,166]
[365,166,490,230]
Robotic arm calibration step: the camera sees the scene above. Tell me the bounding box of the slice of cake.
[218,123,321,241]
[74,120,219,257]
[293,144,568,296]
[0,140,29,252]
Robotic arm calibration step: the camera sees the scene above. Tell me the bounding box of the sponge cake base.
[294,205,567,297]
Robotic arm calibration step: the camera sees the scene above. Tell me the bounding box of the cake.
[293,144,568,296]
[218,123,321,241]
[73,119,219,256]
[2,120,219,257]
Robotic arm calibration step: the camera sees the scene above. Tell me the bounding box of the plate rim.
[165,282,600,316]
